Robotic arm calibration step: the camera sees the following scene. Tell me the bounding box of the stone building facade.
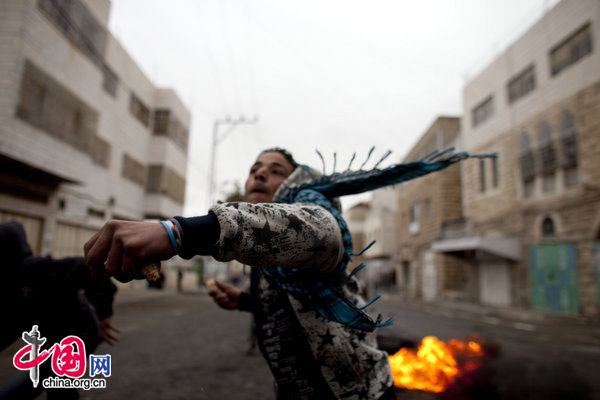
[395,117,463,301]
[0,0,190,258]
[435,0,600,318]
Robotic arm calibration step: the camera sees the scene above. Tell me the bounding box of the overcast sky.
[108,0,559,215]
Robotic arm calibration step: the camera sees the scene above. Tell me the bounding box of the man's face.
[244,152,294,203]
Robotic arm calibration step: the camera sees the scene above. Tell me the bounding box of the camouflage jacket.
[210,166,393,400]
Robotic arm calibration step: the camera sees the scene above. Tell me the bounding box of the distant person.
[85,148,396,399]
[0,221,119,400]
[177,269,183,292]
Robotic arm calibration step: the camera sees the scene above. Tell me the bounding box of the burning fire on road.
[388,335,485,394]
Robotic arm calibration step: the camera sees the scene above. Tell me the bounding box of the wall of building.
[0,0,190,262]
[463,0,600,152]
[461,0,600,318]
[395,117,463,301]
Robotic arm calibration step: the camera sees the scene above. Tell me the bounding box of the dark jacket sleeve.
[173,212,220,259]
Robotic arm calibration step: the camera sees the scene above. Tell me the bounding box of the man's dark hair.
[260,147,296,166]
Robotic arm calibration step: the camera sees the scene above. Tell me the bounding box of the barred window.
[519,131,536,198]
[153,110,170,135]
[507,65,535,103]
[537,122,556,175]
[152,109,189,152]
[16,60,97,154]
[37,0,107,67]
[559,110,578,169]
[519,152,536,183]
[550,23,593,76]
[472,96,493,127]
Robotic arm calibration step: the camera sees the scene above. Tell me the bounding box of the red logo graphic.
[13,326,86,386]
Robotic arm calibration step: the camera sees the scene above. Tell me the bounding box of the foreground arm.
[85,196,343,279]
[205,200,343,272]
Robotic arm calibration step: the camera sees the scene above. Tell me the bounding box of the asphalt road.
[80,289,274,400]
[1,288,599,400]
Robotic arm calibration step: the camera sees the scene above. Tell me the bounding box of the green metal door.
[530,244,579,314]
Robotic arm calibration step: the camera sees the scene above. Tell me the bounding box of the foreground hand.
[99,317,121,346]
[84,220,174,281]
[208,280,241,310]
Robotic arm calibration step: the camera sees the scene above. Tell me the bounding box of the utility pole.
[207,115,259,206]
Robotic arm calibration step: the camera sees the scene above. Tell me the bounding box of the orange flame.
[388,335,484,393]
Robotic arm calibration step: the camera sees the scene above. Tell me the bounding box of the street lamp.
[207,115,259,205]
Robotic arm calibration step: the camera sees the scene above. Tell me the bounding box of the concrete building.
[395,117,463,301]
[344,201,370,257]
[363,187,398,293]
[0,0,190,259]
[434,0,600,319]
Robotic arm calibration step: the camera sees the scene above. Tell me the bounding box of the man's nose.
[254,168,267,181]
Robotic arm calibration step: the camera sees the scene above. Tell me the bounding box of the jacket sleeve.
[209,200,344,273]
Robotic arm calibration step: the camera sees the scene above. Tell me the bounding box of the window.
[146,165,186,204]
[507,65,535,103]
[537,122,556,175]
[129,93,150,127]
[90,135,110,167]
[16,60,98,153]
[408,200,420,235]
[152,109,189,152]
[541,217,555,238]
[538,122,556,193]
[491,156,500,188]
[558,110,579,187]
[479,159,486,192]
[519,132,536,179]
[519,132,535,198]
[153,110,170,135]
[102,66,118,97]
[121,154,147,186]
[550,23,593,76]
[472,96,494,127]
[37,0,107,67]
